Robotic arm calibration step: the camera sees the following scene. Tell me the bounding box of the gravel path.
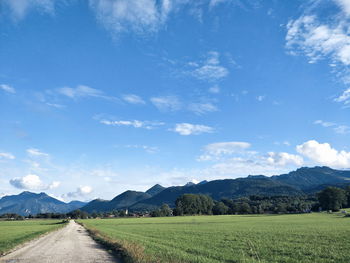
[0,220,120,263]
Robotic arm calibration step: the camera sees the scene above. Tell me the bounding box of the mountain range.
[78,166,350,213]
[0,191,86,216]
[1,166,350,215]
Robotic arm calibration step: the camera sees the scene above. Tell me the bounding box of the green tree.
[160,204,172,216]
[318,187,347,211]
[212,201,229,215]
[174,194,213,215]
[345,186,350,208]
[240,202,251,214]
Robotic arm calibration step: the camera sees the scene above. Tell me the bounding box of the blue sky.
[1,0,350,201]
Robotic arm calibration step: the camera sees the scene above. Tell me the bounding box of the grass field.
[81,213,350,263]
[0,219,65,255]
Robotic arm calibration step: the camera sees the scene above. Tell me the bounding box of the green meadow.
[82,213,350,263]
[0,220,65,255]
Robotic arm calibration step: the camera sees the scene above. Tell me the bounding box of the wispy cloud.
[1,0,55,20]
[122,94,146,104]
[172,123,214,135]
[0,152,15,160]
[314,120,350,134]
[150,96,182,112]
[334,88,350,105]
[208,85,220,94]
[285,0,350,106]
[286,12,350,65]
[57,85,118,102]
[26,148,49,157]
[124,144,159,153]
[188,102,218,115]
[0,84,15,94]
[100,119,164,129]
[189,51,229,82]
[88,0,175,36]
[197,141,251,161]
[46,102,66,109]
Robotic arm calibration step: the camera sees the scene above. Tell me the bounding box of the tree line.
[150,186,350,217]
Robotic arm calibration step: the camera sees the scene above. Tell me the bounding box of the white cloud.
[1,0,55,20]
[197,141,303,176]
[57,85,118,102]
[266,152,304,166]
[67,185,93,198]
[286,14,350,65]
[198,141,251,161]
[100,119,164,129]
[0,84,15,94]
[190,51,229,82]
[335,0,350,16]
[0,152,15,160]
[285,2,350,108]
[334,88,350,105]
[314,120,335,127]
[296,140,350,168]
[125,145,159,153]
[26,148,49,157]
[188,102,218,115]
[150,96,182,111]
[89,0,177,36]
[48,181,61,189]
[204,141,250,155]
[122,94,145,104]
[206,156,294,177]
[314,120,350,134]
[9,174,59,190]
[334,125,350,134]
[172,123,214,135]
[46,103,66,109]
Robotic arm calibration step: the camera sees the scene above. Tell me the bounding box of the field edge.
[0,220,68,257]
[78,221,158,263]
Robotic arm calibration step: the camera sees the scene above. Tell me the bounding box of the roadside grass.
[81,213,350,263]
[0,219,66,255]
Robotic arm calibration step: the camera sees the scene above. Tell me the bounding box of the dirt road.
[0,220,120,263]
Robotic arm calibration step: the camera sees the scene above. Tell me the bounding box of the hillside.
[130,166,350,211]
[272,166,350,190]
[130,177,302,211]
[79,166,350,212]
[145,184,165,196]
[0,192,86,216]
[81,190,151,213]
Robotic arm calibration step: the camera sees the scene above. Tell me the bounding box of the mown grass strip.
[0,219,67,256]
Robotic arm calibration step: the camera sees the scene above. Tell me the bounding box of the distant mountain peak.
[184,182,196,187]
[146,184,165,197]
